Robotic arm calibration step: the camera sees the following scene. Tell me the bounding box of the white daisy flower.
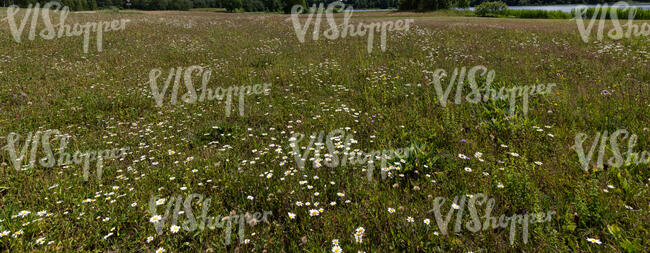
[586,238,602,244]
[150,215,162,223]
[156,199,165,206]
[12,230,23,238]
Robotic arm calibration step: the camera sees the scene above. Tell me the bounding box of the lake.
[465,4,650,13]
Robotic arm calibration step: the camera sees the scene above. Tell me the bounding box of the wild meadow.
[0,7,648,252]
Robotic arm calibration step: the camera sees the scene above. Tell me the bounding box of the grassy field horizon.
[0,8,648,252]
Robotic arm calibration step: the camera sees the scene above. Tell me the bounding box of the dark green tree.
[223,0,242,11]
[169,0,193,10]
[438,0,451,9]
[263,0,283,11]
[88,0,98,9]
[243,0,264,11]
[150,0,169,9]
[283,0,306,14]
[398,0,417,10]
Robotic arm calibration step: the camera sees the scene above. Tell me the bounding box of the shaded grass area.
[190,8,228,12]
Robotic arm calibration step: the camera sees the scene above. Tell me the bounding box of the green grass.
[504,9,573,19]
[190,8,227,12]
[572,7,650,20]
[0,9,648,252]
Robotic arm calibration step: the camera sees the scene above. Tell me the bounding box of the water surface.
[466,4,650,13]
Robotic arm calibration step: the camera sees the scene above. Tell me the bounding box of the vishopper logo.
[574,1,649,42]
[3,1,130,53]
[289,128,420,181]
[146,66,272,117]
[3,129,129,181]
[148,193,272,245]
[290,1,414,53]
[429,65,555,117]
[573,129,649,172]
[428,194,555,245]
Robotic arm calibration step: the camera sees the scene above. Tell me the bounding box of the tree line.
[400,0,650,11]
[4,0,197,10]
[0,0,395,11]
